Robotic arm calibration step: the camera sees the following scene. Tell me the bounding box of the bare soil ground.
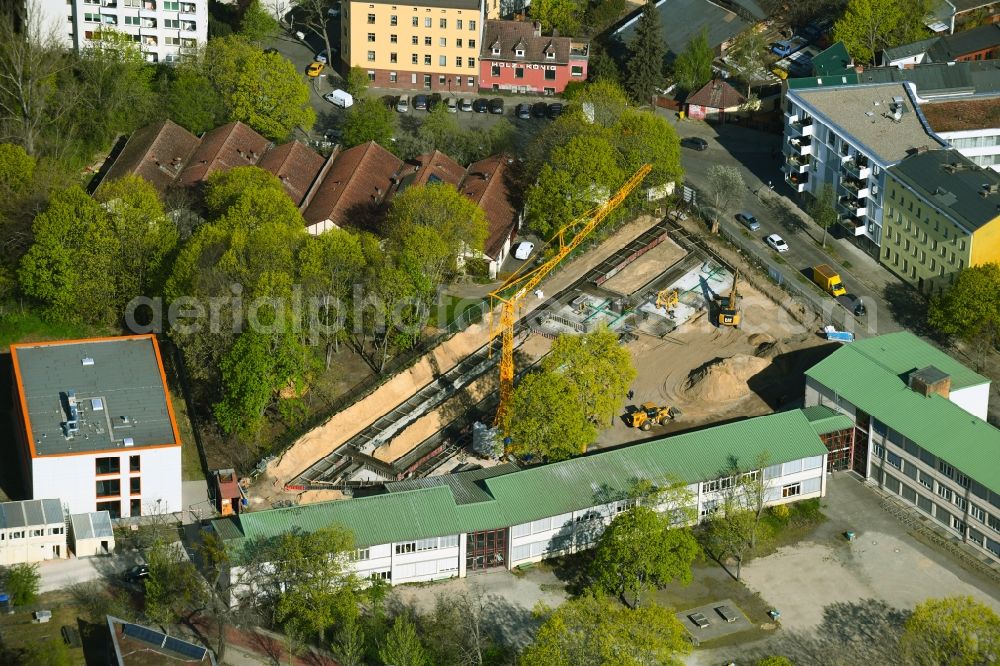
[601,235,686,295]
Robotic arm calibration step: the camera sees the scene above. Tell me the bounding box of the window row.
[96,455,141,475]
[393,534,459,554]
[369,14,476,31]
[381,34,476,49]
[96,477,141,497]
[379,52,476,67]
[0,526,63,540]
[387,72,477,86]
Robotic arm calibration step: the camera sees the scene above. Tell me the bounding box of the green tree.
[164,66,226,135]
[525,133,623,238]
[833,0,931,64]
[591,488,700,607]
[385,183,487,263]
[565,79,630,128]
[900,596,1000,666]
[144,540,207,626]
[379,614,429,666]
[332,618,366,666]
[505,371,596,460]
[205,37,315,140]
[585,0,627,32]
[614,109,683,192]
[929,263,1000,370]
[529,0,583,36]
[542,326,636,427]
[239,0,278,42]
[727,28,768,96]
[342,97,396,148]
[703,455,773,580]
[673,28,713,93]
[807,183,838,248]
[625,0,666,102]
[2,563,39,606]
[421,589,508,666]
[0,143,35,201]
[521,595,691,666]
[269,527,358,643]
[345,66,370,98]
[22,637,72,666]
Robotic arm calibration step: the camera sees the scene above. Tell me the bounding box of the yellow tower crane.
[488,163,652,430]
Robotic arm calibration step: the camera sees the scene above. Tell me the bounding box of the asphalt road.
[670,118,904,339]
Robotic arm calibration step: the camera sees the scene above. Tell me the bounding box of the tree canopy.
[727,28,769,96]
[379,614,430,666]
[900,596,1000,666]
[625,0,666,102]
[529,0,584,37]
[673,28,713,93]
[833,0,932,64]
[505,371,596,461]
[520,595,691,666]
[342,97,397,148]
[928,263,1000,368]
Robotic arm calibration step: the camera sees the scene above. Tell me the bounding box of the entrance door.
[466,528,508,572]
[53,545,60,558]
[423,74,431,89]
[100,540,109,555]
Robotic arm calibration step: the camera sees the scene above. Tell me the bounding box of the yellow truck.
[812,264,846,297]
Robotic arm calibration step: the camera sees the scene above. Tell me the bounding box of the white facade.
[69,511,116,557]
[0,499,68,566]
[31,446,182,519]
[938,127,1000,173]
[35,0,207,63]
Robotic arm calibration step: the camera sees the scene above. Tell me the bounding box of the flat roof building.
[10,335,183,518]
[0,499,67,565]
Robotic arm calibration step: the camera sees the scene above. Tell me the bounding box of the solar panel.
[122,622,166,647]
[163,635,207,660]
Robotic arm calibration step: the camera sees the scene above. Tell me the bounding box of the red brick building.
[478,20,588,95]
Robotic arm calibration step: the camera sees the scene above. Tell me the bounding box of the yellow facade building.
[343,0,496,92]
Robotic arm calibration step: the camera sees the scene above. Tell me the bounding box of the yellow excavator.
[717,270,742,328]
[656,288,679,310]
[625,402,681,430]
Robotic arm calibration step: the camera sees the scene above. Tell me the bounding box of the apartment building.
[921,97,1000,172]
[881,148,1000,294]
[0,499,67,565]
[782,82,946,257]
[213,410,829,596]
[342,0,486,91]
[478,20,588,94]
[10,335,183,518]
[805,332,1000,564]
[29,0,207,63]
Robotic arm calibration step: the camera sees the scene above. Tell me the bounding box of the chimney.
[908,366,951,400]
[533,20,541,37]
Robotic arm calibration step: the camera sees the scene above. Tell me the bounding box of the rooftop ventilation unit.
[123,437,134,447]
[91,398,104,411]
[82,357,94,366]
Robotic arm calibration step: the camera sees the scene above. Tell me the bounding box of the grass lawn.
[171,394,206,482]
[0,591,91,665]
[0,312,98,351]
[433,294,487,330]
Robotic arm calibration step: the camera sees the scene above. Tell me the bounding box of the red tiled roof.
[481,20,581,65]
[302,141,403,231]
[101,119,200,194]
[461,155,519,259]
[686,80,746,110]
[401,150,466,189]
[258,141,326,206]
[179,122,272,186]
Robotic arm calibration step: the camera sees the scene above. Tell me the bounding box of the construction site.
[252,191,832,508]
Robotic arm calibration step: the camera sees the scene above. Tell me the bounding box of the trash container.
[845,531,856,541]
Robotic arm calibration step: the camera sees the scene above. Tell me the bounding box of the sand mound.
[685,354,771,402]
[748,333,775,347]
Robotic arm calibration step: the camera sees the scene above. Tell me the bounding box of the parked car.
[771,40,795,57]
[736,211,760,231]
[472,98,489,113]
[681,136,709,151]
[327,2,340,17]
[314,50,328,64]
[715,605,738,623]
[446,97,458,113]
[414,94,428,110]
[306,62,324,77]
[323,89,354,108]
[396,94,410,112]
[123,564,150,583]
[428,93,443,111]
[689,612,711,628]
[515,103,531,119]
[546,102,563,118]
[766,233,789,252]
[531,101,548,118]
[488,98,504,114]
[460,98,473,112]
[513,241,534,260]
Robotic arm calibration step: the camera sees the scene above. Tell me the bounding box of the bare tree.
[0,1,75,155]
[706,165,745,215]
[704,453,772,580]
[294,0,335,66]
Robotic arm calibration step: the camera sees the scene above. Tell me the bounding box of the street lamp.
[448,77,452,94]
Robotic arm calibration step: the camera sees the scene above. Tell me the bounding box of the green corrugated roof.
[384,463,519,504]
[847,332,988,390]
[806,338,1000,494]
[811,42,853,78]
[802,405,854,435]
[218,411,828,552]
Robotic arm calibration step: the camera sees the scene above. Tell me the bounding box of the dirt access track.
[262,215,669,498]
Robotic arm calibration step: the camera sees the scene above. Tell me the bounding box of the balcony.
[786,153,810,174]
[788,117,814,137]
[839,177,870,199]
[179,2,196,13]
[786,172,809,193]
[141,17,156,27]
[788,136,812,156]
[143,35,157,45]
[839,216,867,237]
[181,20,196,31]
[101,14,117,24]
[837,196,866,218]
[842,156,871,180]
[101,0,116,7]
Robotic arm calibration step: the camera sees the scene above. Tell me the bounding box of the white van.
[396,95,409,112]
[323,89,354,108]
